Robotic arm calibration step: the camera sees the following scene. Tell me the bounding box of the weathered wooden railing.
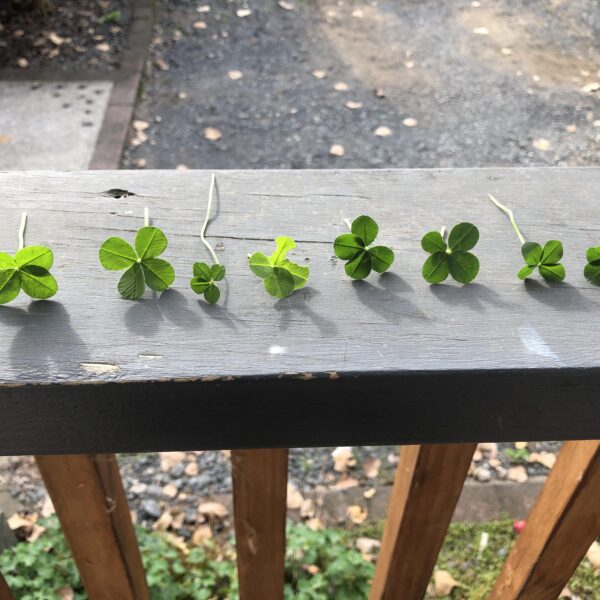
[1,168,600,599]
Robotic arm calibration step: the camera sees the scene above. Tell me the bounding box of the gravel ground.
[123,0,600,169]
[0,0,133,71]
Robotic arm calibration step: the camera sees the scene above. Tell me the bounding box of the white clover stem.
[201,173,219,265]
[144,207,149,227]
[343,218,352,231]
[488,194,525,244]
[18,212,27,251]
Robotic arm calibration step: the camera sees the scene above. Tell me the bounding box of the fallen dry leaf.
[163,483,178,499]
[0,134,13,144]
[17,58,29,68]
[363,487,376,499]
[533,138,551,151]
[507,465,528,483]
[278,0,295,10]
[228,70,243,80]
[345,100,363,109]
[204,127,222,141]
[133,119,150,131]
[594,120,600,127]
[473,26,489,35]
[362,457,381,478]
[236,8,252,17]
[41,495,55,518]
[477,442,498,458]
[566,124,577,133]
[160,451,186,471]
[199,501,229,519]
[193,20,207,29]
[312,69,327,79]
[96,42,111,52]
[515,441,528,449]
[434,570,461,596]
[306,517,324,531]
[402,117,418,127]
[47,32,64,46]
[587,540,600,571]
[153,510,173,531]
[8,514,32,531]
[197,4,211,12]
[329,144,345,157]
[300,498,316,518]
[582,82,600,93]
[134,158,147,169]
[404,60,415,69]
[333,476,359,490]
[185,462,199,476]
[58,587,74,600]
[334,81,349,92]
[332,446,355,471]
[347,505,368,524]
[352,8,364,18]
[472,449,483,461]
[559,587,574,598]
[374,126,392,137]
[176,164,189,171]
[287,483,304,510]
[303,564,320,575]
[27,524,46,543]
[501,47,513,55]
[192,524,213,544]
[355,537,380,554]
[155,58,169,71]
[528,451,556,469]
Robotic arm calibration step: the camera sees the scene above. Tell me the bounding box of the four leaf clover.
[249,236,309,298]
[584,246,600,286]
[99,227,175,300]
[518,240,565,282]
[0,246,58,305]
[333,215,394,279]
[190,262,226,303]
[421,222,480,284]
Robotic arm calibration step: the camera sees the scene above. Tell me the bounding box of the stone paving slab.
[0,80,112,170]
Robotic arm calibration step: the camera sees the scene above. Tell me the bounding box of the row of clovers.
[1,191,599,305]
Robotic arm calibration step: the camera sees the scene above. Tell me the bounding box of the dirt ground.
[123,0,600,169]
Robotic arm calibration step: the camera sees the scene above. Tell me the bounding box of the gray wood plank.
[0,168,599,453]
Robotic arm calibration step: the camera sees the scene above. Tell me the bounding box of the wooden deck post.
[231,449,289,600]
[369,443,476,600]
[35,454,149,600]
[0,573,14,600]
[489,440,600,600]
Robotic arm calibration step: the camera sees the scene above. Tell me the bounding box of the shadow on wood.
[35,454,149,600]
[369,443,477,600]
[489,440,600,600]
[232,448,288,600]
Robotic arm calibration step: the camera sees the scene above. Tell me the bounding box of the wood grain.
[0,169,600,453]
[231,449,288,600]
[489,440,600,600]
[0,572,13,600]
[369,443,476,600]
[35,454,149,600]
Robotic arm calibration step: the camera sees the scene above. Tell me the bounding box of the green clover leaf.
[190,262,226,304]
[421,222,480,284]
[584,245,600,286]
[333,215,394,280]
[99,226,175,300]
[249,236,309,298]
[0,246,58,305]
[517,240,565,282]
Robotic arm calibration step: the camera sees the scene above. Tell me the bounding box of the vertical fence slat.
[369,443,477,600]
[231,448,288,600]
[488,440,600,600]
[35,454,149,600]
[0,572,14,600]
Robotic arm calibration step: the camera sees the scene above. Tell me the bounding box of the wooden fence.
[2,168,600,599]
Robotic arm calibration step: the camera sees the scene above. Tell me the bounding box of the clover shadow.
[523,279,597,312]
[0,301,89,377]
[275,287,338,337]
[125,289,201,338]
[352,272,428,322]
[429,282,514,312]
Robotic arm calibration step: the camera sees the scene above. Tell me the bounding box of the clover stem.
[488,194,525,245]
[144,207,149,227]
[343,218,352,231]
[18,212,27,251]
[201,173,220,265]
